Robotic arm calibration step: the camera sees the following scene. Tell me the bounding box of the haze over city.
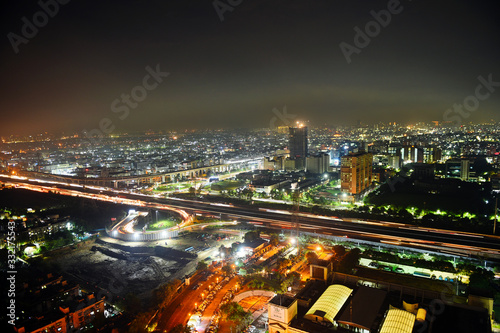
[2,0,500,137]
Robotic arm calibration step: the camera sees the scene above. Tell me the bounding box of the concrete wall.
[233,290,276,303]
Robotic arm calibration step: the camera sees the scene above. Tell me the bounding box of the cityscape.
[2,1,500,333]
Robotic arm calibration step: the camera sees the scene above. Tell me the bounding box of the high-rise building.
[341,152,373,195]
[446,159,471,181]
[289,125,308,158]
[422,146,442,163]
[306,153,330,174]
[388,155,400,169]
[400,146,422,164]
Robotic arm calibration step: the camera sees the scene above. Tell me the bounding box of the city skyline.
[2,0,500,137]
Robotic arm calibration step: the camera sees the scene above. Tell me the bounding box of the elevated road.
[2,175,500,258]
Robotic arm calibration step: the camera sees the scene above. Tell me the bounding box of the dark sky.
[1,0,499,136]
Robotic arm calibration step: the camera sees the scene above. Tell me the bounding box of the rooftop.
[269,294,295,308]
[304,284,353,324]
[243,237,268,249]
[337,286,388,331]
[379,309,415,333]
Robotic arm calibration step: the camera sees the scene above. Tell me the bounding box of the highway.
[162,199,500,257]
[2,175,500,258]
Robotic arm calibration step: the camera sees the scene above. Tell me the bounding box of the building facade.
[340,152,373,195]
[289,126,308,159]
[306,153,330,174]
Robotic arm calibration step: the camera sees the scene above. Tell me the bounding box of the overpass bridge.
[19,159,258,188]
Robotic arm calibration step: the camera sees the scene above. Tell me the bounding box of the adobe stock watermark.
[6,221,17,326]
[7,0,71,54]
[443,74,499,126]
[82,64,169,146]
[339,0,405,64]
[269,105,296,129]
[213,0,243,22]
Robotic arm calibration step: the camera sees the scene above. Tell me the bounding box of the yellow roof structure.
[304,284,352,324]
[379,309,416,333]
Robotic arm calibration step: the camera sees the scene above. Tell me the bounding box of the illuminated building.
[267,284,411,333]
[340,152,373,196]
[445,159,471,181]
[289,125,308,159]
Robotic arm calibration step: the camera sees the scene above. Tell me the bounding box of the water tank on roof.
[416,308,427,322]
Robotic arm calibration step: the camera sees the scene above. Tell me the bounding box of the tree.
[469,270,495,296]
[332,245,346,258]
[338,248,361,273]
[244,230,260,243]
[152,279,182,309]
[287,271,301,286]
[280,271,301,292]
[277,257,291,270]
[242,188,254,200]
[220,302,251,322]
[231,242,240,254]
[196,260,208,271]
[128,312,150,333]
[305,251,318,263]
[269,233,280,247]
[221,264,234,276]
[271,188,284,200]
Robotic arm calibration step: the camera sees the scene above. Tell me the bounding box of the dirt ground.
[46,229,241,305]
[48,239,183,303]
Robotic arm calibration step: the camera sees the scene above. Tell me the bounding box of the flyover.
[17,158,258,188]
[3,175,500,259]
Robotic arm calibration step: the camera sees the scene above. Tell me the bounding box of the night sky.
[1,0,499,136]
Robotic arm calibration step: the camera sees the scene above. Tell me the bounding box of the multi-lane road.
[2,175,500,259]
